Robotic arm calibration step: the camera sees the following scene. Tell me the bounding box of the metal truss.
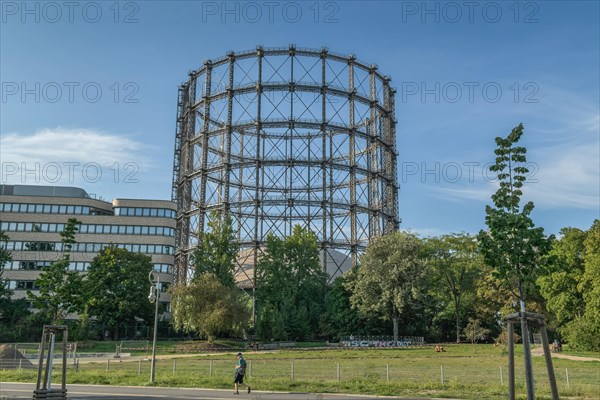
[172,45,399,286]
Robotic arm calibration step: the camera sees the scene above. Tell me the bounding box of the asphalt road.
[0,383,408,400]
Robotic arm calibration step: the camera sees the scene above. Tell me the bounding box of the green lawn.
[1,344,598,399]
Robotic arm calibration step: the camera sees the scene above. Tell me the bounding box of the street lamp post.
[148,271,160,384]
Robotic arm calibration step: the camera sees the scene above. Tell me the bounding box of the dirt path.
[531,346,600,362]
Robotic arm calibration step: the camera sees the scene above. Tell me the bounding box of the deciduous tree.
[27,218,83,323]
[427,233,482,343]
[171,272,249,341]
[85,246,154,340]
[346,231,428,341]
[191,211,238,287]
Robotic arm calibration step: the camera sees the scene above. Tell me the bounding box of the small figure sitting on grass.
[435,344,445,352]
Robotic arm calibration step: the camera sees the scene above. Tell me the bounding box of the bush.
[561,316,600,352]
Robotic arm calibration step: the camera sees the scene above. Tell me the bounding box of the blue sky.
[1,0,599,236]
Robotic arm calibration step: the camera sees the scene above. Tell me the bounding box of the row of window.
[0,203,176,219]
[4,280,171,292]
[1,260,173,273]
[4,241,174,255]
[114,207,176,218]
[1,222,175,237]
[0,203,110,215]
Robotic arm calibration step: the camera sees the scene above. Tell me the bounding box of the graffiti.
[340,336,425,348]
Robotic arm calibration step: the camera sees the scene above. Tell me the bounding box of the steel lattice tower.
[172,45,399,286]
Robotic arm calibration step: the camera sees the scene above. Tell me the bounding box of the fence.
[2,357,589,393]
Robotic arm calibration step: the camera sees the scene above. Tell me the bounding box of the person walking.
[233,352,250,394]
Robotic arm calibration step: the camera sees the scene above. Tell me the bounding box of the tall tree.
[191,211,238,287]
[538,227,587,329]
[345,231,428,341]
[478,124,554,398]
[85,246,154,340]
[560,220,600,351]
[427,233,482,343]
[171,272,250,341]
[478,124,554,309]
[28,218,84,323]
[255,225,327,340]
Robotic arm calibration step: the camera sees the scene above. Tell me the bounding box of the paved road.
[0,383,410,400]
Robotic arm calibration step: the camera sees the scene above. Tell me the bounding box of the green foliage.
[171,272,250,341]
[190,211,238,287]
[478,124,554,304]
[0,231,14,301]
[85,246,154,339]
[538,227,587,327]
[559,220,600,351]
[463,318,490,345]
[426,233,482,343]
[346,231,428,341]
[27,218,83,323]
[255,225,327,341]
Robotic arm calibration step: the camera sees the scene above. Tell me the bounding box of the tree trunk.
[392,316,399,342]
[456,313,461,343]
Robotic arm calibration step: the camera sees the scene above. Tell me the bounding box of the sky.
[1,0,599,237]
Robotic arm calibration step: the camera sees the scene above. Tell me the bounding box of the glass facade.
[1,260,172,273]
[1,221,175,237]
[0,203,111,215]
[114,207,176,218]
[5,241,174,255]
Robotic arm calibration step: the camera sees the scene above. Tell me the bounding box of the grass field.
[1,344,598,399]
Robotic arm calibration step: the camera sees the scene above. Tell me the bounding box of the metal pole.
[209,360,212,376]
[386,364,389,383]
[565,368,570,389]
[337,362,340,382]
[440,365,444,385]
[500,366,504,385]
[291,360,295,381]
[149,272,160,384]
[173,359,176,376]
[138,359,142,375]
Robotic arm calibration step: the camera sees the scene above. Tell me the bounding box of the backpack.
[238,358,247,375]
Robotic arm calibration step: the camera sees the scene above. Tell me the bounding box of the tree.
[463,317,490,349]
[255,225,327,340]
[427,233,482,343]
[85,246,154,340]
[478,124,554,309]
[191,211,238,287]
[28,218,83,323]
[560,220,600,351]
[346,231,428,341]
[538,227,587,329]
[478,123,554,397]
[0,231,13,301]
[171,272,250,341]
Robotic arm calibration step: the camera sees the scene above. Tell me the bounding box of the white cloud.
[1,127,153,187]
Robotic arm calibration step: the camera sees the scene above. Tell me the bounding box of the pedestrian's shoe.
[247,386,251,394]
[234,391,239,395]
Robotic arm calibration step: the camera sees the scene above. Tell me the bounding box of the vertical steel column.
[348,56,357,266]
[198,61,213,238]
[183,77,196,281]
[368,66,379,236]
[320,48,328,271]
[252,46,264,325]
[224,53,235,213]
